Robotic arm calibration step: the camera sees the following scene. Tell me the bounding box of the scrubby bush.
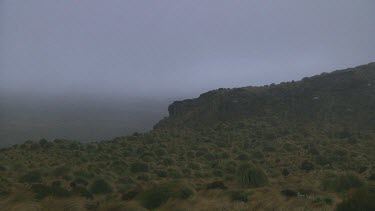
[122,189,140,200]
[300,160,314,172]
[31,184,71,199]
[229,190,250,202]
[20,170,43,183]
[137,182,195,209]
[51,180,61,187]
[130,162,149,173]
[207,181,227,190]
[187,162,201,170]
[336,188,375,211]
[368,174,375,181]
[181,168,192,177]
[237,163,269,188]
[0,177,10,196]
[73,170,94,179]
[212,169,223,177]
[52,166,71,177]
[281,189,297,197]
[155,170,168,178]
[137,173,150,181]
[154,148,167,156]
[73,177,89,186]
[162,158,175,166]
[282,169,290,176]
[90,179,113,194]
[236,153,250,161]
[324,197,333,204]
[315,155,330,166]
[283,143,298,152]
[73,186,93,199]
[168,168,183,179]
[252,150,264,159]
[38,138,48,145]
[322,173,364,192]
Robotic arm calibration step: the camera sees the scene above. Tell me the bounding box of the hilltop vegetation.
[1,63,375,210]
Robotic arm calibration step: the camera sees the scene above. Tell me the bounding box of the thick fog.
[1,0,374,98]
[1,1,375,145]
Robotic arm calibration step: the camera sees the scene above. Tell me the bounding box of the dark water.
[0,95,171,147]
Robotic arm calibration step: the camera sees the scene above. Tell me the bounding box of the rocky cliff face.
[156,62,375,130]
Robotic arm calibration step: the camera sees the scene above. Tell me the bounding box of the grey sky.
[1,0,375,98]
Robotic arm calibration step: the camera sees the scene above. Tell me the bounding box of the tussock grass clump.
[207,181,227,190]
[31,184,71,199]
[281,189,297,197]
[130,162,149,173]
[73,170,94,179]
[336,187,375,211]
[228,190,250,202]
[0,177,11,196]
[322,173,364,192]
[90,179,113,194]
[137,181,195,209]
[300,160,314,172]
[237,163,268,188]
[20,170,43,183]
[281,168,290,176]
[52,166,71,177]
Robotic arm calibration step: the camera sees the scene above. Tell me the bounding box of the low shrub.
[237,163,269,188]
[322,173,364,192]
[229,190,250,202]
[168,168,183,179]
[368,174,375,181]
[137,181,195,209]
[137,173,150,181]
[324,197,333,204]
[122,189,140,200]
[281,189,297,197]
[282,169,290,176]
[154,148,167,156]
[236,153,250,161]
[212,169,223,177]
[51,180,61,187]
[336,188,375,211]
[187,162,201,170]
[300,160,314,172]
[207,181,227,190]
[20,170,43,183]
[130,162,149,173]
[90,179,113,194]
[31,184,71,199]
[162,158,175,166]
[73,170,94,179]
[0,178,10,196]
[73,186,93,199]
[52,166,70,177]
[155,170,168,178]
[73,177,89,186]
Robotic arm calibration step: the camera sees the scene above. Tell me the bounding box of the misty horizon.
[1,1,375,99]
[1,1,375,146]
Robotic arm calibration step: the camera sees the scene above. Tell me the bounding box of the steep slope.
[0,63,375,210]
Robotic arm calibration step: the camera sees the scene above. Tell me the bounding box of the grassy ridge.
[1,63,375,210]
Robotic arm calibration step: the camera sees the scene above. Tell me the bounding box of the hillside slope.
[1,63,375,210]
[157,62,375,131]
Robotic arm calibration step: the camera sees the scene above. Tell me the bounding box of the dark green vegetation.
[0,62,375,210]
